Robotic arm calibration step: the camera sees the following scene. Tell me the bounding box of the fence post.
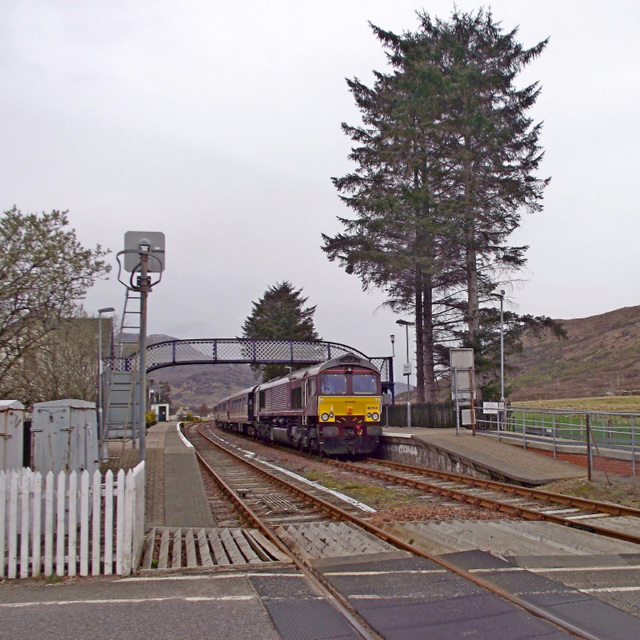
[9,471,18,578]
[104,469,114,575]
[91,469,102,576]
[32,472,42,577]
[116,469,125,575]
[586,413,592,481]
[79,470,90,576]
[0,472,6,579]
[20,470,30,578]
[44,472,54,577]
[67,471,78,577]
[55,471,66,577]
[632,418,637,478]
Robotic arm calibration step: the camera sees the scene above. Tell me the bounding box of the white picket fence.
[1,462,145,579]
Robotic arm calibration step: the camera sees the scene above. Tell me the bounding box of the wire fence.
[475,406,640,478]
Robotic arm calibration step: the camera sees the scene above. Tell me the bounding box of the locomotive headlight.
[371,412,380,421]
[321,413,330,421]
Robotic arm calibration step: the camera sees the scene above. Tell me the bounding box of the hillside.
[509,306,640,401]
[144,334,258,411]
[149,363,258,411]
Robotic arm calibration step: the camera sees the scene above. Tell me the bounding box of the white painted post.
[91,469,101,576]
[80,470,90,576]
[116,469,125,575]
[8,471,18,578]
[20,470,30,578]
[32,472,42,577]
[132,462,146,568]
[0,472,6,579]
[44,472,54,576]
[122,469,134,575]
[67,471,77,577]
[104,470,114,575]
[56,471,66,577]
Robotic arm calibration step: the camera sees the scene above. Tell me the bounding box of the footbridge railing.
[106,338,394,388]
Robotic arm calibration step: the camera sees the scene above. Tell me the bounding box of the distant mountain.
[145,334,257,411]
[508,306,640,401]
[149,363,258,412]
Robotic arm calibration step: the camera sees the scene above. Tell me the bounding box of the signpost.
[450,348,476,436]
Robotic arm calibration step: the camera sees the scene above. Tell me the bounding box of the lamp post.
[497,290,505,404]
[98,306,115,461]
[396,319,414,427]
[387,334,396,425]
[492,290,506,438]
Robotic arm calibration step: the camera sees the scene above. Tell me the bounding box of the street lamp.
[495,290,505,404]
[98,306,116,461]
[396,319,414,427]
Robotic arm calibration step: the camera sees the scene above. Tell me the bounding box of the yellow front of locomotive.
[316,367,382,455]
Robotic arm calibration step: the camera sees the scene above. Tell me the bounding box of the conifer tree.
[242,282,320,381]
[323,9,549,400]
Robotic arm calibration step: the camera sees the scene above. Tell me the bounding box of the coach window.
[321,374,347,395]
[353,373,377,394]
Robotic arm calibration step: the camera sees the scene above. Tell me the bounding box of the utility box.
[0,400,25,471]
[31,399,99,475]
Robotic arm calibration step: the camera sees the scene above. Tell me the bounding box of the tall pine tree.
[323,9,549,400]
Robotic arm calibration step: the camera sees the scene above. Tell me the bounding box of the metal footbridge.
[107,338,393,386]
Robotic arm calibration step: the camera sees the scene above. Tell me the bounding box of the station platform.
[106,421,214,528]
[381,427,585,485]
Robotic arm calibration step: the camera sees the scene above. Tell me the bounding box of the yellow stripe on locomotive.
[318,396,381,423]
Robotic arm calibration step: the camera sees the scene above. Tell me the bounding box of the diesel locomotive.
[213,353,382,456]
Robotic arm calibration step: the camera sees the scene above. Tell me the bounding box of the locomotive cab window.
[352,373,377,394]
[321,374,347,395]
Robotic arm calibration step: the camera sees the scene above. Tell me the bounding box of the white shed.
[31,399,99,475]
[0,400,25,471]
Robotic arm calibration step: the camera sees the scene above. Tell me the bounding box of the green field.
[500,397,640,447]
[512,396,640,413]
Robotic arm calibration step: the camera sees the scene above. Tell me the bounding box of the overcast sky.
[2,1,639,376]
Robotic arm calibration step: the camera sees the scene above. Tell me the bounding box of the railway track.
[316,457,640,545]
[181,423,637,640]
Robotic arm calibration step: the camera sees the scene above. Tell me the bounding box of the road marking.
[0,595,256,609]
[323,569,447,576]
[120,571,303,582]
